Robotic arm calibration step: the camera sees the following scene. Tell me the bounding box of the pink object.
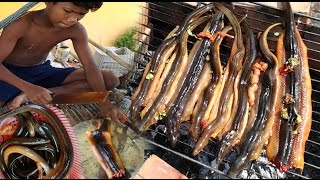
[132,154,188,179]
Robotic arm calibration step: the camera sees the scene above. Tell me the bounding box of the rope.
[0,2,39,29]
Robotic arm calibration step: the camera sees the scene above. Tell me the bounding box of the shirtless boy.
[0,2,127,122]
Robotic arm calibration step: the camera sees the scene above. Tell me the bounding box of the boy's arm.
[71,24,127,122]
[0,21,52,105]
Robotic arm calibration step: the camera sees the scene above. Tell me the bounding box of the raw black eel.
[0,104,73,179]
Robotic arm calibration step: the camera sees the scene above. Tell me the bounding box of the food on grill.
[128,2,312,177]
[193,2,245,156]
[216,18,257,163]
[267,2,312,173]
[135,13,215,132]
[86,120,125,179]
[163,11,225,144]
[0,104,74,179]
[225,21,282,177]
[265,30,286,167]
[189,25,233,141]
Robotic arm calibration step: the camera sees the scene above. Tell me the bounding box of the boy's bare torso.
[4,10,78,66]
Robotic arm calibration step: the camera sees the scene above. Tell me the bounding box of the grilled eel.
[188,25,233,141]
[248,23,282,161]
[227,71,272,178]
[139,49,177,119]
[225,22,282,177]
[130,25,179,102]
[265,32,286,166]
[193,2,245,156]
[136,12,219,131]
[165,62,212,144]
[130,3,214,123]
[216,18,257,163]
[271,2,312,172]
[266,2,312,172]
[287,18,312,172]
[148,14,221,139]
[139,15,212,120]
[86,120,125,179]
[129,33,177,122]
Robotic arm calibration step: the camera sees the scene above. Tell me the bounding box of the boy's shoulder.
[5,11,37,30]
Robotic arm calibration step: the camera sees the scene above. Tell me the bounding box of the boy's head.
[44,2,103,28]
[71,2,103,12]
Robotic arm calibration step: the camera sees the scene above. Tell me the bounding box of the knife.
[50,92,109,104]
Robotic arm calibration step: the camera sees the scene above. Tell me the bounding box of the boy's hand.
[25,85,53,104]
[9,85,52,110]
[99,99,127,123]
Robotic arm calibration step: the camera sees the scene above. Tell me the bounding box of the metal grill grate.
[58,2,320,179]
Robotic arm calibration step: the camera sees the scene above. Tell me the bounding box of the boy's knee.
[110,75,120,89]
[102,70,120,90]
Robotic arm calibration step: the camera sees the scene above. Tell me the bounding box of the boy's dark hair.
[72,2,103,12]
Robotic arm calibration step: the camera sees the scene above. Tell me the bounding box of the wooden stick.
[88,38,133,71]
[69,49,79,61]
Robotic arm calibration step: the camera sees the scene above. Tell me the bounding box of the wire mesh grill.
[53,3,320,179]
[128,2,320,179]
[1,2,319,179]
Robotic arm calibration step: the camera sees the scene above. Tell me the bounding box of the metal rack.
[55,2,320,179]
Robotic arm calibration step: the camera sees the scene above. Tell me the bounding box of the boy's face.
[45,2,89,28]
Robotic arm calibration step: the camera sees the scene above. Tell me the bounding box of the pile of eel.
[128,2,312,177]
[0,104,73,179]
[86,119,126,179]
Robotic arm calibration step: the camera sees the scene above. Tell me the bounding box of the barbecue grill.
[1,2,317,179]
[50,2,320,179]
[51,2,320,179]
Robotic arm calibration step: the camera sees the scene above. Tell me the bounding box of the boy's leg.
[46,68,120,94]
[9,68,120,106]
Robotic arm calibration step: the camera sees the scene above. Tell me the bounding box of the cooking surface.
[1,2,320,179]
